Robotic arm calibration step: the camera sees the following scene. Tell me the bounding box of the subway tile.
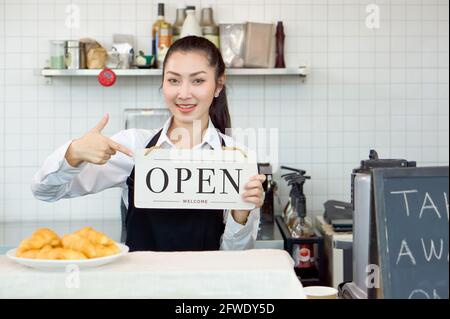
[438,84,449,99]
[343,116,359,131]
[438,115,450,131]
[327,148,344,163]
[359,131,376,149]
[375,132,390,147]
[18,134,38,151]
[375,115,390,131]
[21,118,39,135]
[391,115,406,131]
[422,131,439,147]
[328,85,344,100]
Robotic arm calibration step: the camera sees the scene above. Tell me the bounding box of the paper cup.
[303,286,338,299]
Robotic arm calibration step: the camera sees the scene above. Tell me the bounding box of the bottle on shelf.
[180,6,202,38]
[275,21,286,68]
[200,5,220,48]
[151,3,164,67]
[152,3,172,68]
[172,3,187,44]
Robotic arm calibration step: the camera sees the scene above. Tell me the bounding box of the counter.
[0,249,305,299]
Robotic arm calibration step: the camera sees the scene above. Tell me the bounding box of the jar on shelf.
[65,40,81,69]
[49,40,66,69]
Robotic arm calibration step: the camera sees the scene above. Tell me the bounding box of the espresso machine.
[340,150,416,299]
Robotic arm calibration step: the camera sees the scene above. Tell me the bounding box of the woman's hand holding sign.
[232,174,266,225]
[65,114,133,167]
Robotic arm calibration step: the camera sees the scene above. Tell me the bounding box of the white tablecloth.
[0,249,305,299]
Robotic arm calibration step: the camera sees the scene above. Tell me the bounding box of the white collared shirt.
[31,116,260,250]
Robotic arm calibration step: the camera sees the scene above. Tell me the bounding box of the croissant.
[17,228,61,254]
[36,245,53,259]
[57,249,87,260]
[16,249,41,259]
[75,226,114,246]
[94,243,120,257]
[62,234,97,258]
[15,227,119,260]
[37,247,87,260]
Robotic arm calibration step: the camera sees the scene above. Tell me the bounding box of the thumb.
[92,113,109,133]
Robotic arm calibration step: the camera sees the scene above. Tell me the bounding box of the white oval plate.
[6,243,129,271]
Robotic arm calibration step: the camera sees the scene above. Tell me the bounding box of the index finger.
[245,180,264,190]
[108,139,133,157]
[250,174,266,182]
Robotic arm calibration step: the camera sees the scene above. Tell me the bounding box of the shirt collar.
[156,115,222,150]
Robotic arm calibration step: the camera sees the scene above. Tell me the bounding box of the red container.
[98,68,117,87]
[294,243,314,268]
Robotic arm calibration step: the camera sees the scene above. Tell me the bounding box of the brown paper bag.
[243,22,275,68]
[80,38,107,69]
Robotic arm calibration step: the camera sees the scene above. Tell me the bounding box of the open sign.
[134,148,258,210]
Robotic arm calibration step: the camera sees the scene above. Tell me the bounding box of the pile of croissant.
[16,227,120,260]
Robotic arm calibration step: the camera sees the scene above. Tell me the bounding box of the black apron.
[125,129,226,252]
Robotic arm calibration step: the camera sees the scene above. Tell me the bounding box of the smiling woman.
[31,36,266,253]
[161,36,230,145]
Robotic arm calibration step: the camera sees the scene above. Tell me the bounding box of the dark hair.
[162,36,231,134]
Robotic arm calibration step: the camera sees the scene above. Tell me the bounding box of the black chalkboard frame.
[372,166,449,299]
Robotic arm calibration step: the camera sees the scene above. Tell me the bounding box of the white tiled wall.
[0,0,448,222]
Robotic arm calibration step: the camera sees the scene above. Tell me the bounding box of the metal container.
[65,40,81,69]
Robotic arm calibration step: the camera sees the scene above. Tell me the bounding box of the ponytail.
[209,86,230,134]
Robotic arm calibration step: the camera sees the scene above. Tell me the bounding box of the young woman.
[31,36,266,252]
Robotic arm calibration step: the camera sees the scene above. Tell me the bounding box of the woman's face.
[162,51,224,126]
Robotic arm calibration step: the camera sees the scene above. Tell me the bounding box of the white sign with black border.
[134,147,258,210]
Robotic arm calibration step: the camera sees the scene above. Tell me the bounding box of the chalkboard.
[372,166,449,299]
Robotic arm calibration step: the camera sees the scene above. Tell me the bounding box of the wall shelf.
[40,67,309,78]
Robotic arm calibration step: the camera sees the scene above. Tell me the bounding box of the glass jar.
[49,40,66,69]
